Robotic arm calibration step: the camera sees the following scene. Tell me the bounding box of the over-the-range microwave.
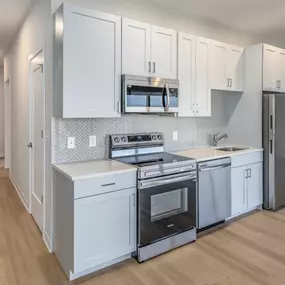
[122,75,179,114]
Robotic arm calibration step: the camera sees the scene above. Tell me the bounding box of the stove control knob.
[157,135,163,140]
[121,137,127,142]
[152,135,157,140]
[114,137,120,143]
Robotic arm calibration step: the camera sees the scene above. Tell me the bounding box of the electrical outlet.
[67,137,75,149]
[173,131,178,141]
[89,135,97,147]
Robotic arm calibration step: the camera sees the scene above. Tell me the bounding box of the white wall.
[0,66,4,157]
[4,0,53,250]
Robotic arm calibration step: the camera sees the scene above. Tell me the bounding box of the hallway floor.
[1,167,285,285]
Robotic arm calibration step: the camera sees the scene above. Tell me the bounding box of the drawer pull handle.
[101,183,116,187]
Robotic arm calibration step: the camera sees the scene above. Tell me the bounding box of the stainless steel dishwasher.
[197,158,231,230]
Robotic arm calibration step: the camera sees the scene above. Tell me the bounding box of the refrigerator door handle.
[269,95,275,135]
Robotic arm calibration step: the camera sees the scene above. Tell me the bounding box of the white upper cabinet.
[178,34,211,117]
[151,25,177,79]
[54,3,121,118]
[278,49,285,92]
[263,44,279,92]
[178,33,196,117]
[122,19,177,79]
[227,46,244,91]
[210,41,244,92]
[122,18,151,76]
[210,41,227,90]
[195,37,211,117]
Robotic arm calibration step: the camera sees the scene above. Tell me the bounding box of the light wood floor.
[1,167,285,285]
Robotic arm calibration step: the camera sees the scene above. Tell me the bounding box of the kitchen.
[52,1,283,282]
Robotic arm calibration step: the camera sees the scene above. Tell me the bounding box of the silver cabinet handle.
[148,61,151,74]
[230,79,233,87]
[153,62,156,74]
[248,168,252,178]
[101,183,116,187]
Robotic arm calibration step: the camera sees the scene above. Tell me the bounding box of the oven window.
[151,188,188,222]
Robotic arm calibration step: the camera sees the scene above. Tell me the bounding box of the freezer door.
[264,93,285,209]
[273,134,285,209]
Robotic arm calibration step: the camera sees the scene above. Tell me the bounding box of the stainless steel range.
[110,132,197,262]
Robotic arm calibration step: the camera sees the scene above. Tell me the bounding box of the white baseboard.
[9,174,30,213]
[69,254,132,281]
[43,232,52,253]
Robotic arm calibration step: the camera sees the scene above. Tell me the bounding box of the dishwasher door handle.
[199,163,231,172]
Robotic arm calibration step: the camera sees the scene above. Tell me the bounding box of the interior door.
[263,45,279,91]
[4,79,11,169]
[227,46,244,91]
[178,32,196,117]
[151,25,177,79]
[122,18,151,76]
[195,37,211,117]
[30,51,45,232]
[210,41,227,90]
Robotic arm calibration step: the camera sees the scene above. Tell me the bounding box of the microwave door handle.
[162,84,167,110]
[166,83,170,111]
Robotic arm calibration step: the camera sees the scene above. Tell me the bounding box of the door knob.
[27,142,33,148]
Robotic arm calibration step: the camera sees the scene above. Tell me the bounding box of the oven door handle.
[199,163,231,172]
[139,174,196,189]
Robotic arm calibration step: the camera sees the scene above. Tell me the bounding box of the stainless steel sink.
[216,147,249,152]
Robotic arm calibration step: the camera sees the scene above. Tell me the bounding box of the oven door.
[138,172,197,247]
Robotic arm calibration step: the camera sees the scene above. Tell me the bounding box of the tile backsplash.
[53,91,227,163]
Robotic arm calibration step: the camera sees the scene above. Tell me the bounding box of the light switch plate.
[67,137,75,149]
[173,131,178,141]
[89,135,97,147]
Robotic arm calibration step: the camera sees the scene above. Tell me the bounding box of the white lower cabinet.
[53,169,137,280]
[74,188,136,273]
[231,161,263,218]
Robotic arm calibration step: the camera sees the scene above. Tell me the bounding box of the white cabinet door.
[63,8,121,118]
[227,46,244,91]
[151,25,177,79]
[231,166,247,216]
[178,32,196,117]
[210,41,228,90]
[278,48,285,92]
[263,44,279,92]
[122,18,151,76]
[195,37,211,117]
[247,163,263,209]
[74,188,136,273]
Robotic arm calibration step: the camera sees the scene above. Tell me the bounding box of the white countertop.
[175,146,263,162]
[53,159,137,181]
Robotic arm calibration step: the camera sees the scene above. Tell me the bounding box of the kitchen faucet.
[213,132,228,147]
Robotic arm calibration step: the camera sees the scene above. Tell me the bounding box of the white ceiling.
[0,0,34,61]
[156,0,285,36]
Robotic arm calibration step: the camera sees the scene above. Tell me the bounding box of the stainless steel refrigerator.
[263,93,285,210]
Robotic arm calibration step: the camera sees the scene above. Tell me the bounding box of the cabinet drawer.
[74,171,137,199]
[231,151,263,168]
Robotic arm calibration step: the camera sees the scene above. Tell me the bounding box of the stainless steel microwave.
[122,75,179,114]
